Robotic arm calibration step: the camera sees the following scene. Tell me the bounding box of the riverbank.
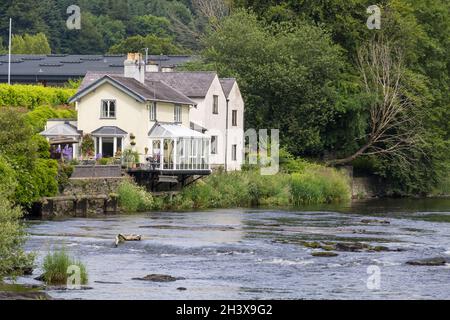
[118,166,352,213]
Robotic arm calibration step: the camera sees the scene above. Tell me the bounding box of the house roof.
[69,74,197,106]
[148,122,209,139]
[91,126,128,136]
[40,123,80,137]
[0,54,194,82]
[219,78,236,98]
[145,72,217,98]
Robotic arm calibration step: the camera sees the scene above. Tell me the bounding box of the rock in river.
[132,274,185,282]
[406,257,448,266]
[311,251,339,257]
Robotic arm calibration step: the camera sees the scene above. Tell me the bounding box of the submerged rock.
[132,274,185,282]
[311,251,339,257]
[177,287,187,291]
[361,219,390,225]
[406,257,448,266]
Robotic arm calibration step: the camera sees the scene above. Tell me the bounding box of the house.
[0,54,193,86]
[40,53,244,173]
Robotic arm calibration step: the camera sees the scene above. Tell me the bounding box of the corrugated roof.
[219,78,236,98]
[145,72,217,98]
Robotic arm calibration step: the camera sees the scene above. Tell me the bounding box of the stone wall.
[63,177,125,197]
[39,176,126,218]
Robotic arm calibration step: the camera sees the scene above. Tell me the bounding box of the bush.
[0,190,34,281]
[118,180,154,212]
[24,105,77,133]
[0,84,76,110]
[42,249,88,285]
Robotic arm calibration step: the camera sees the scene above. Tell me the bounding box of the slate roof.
[91,126,128,136]
[0,54,193,82]
[145,72,217,98]
[219,78,236,98]
[70,73,197,106]
[40,123,80,137]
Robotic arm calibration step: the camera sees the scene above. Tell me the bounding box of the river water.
[18,198,450,300]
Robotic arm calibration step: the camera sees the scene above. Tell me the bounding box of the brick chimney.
[124,53,145,83]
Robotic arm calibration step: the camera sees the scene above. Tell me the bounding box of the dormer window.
[101,100,116,119]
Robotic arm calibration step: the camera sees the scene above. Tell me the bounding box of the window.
[101,100,116,118]
[178,138,185,158]
[213,95,219,114]
[232,144,237,161]
[211,136,218,155]
[149,102,156,121]
[174,104,182,123]
[232,110,238,126]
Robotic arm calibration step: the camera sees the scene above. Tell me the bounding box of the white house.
[40,53,245,172]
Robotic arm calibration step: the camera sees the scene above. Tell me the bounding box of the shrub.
[24,105,77,133]
[0,84,76,110]
[0,189,34,281]
[42,249,88,285]
[118,180,154,212]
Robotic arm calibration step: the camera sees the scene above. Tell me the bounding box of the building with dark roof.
[0,54,194,86]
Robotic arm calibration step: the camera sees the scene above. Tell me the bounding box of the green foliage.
[0,84,76,110]
[0,186,34,281]
[24,105,77,133]
[128,15,172,37]
[42,249,88,285]
[0,109,58,206]
[199,10,356,156]
[291,168,351,205]
[80,135,95,158]
[56,163,74,193]
[109,34,187,55]
[11,33,51,54]
[118,180,154,213]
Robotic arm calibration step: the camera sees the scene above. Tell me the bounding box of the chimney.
[146,60,159,72]
[124,53,145,83]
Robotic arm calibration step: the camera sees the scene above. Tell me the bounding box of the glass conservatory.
[148,123,210,171]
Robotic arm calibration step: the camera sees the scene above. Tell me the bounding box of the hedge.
[0,84,76,109]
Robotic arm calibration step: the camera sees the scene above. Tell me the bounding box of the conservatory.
[148,123,211,171]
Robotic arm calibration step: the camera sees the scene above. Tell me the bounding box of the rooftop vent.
[60,60,83,64]
[109,64,123,67]
[104,54,124,57]
[0,59,23,63]
[21,56,45,61]
[80,57,102,61]
[39,63,63,67]
[47,54,68,57]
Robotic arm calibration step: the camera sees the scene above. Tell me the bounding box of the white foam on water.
[264,258,315,266]
[444,250,450,256]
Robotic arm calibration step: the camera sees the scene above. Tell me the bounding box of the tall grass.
[116,156,351,212]
[118,180,154,212]
[291,167,351,205]
[42,249,88,285]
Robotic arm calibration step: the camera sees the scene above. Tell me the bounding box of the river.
[17,198,450,300]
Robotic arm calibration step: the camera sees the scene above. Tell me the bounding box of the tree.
[328,38,426,166]
[11,33,51,54]
[109,34,186,55]
[127,15,171,37]
[196,10,352,156]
